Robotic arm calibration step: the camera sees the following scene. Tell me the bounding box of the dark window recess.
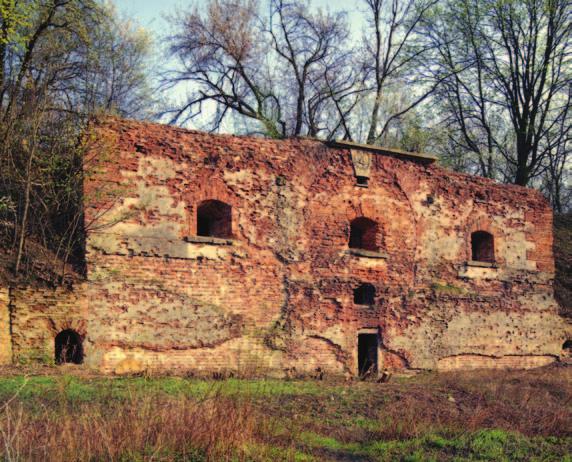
[55,330,83,365]
[349,217,378,251]
[354,283,376,305]
[356,176,369,186]
[471,231,495,262]
[197,200,232,238]
[358,334,378,377]
[563,340,572,353]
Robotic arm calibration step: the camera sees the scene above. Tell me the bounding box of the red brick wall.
[80,118,569,375]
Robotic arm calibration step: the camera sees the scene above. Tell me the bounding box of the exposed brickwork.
[9,286,87,364]
[0,288,11,364]
[0,117,570,375]
[76,118,570,375]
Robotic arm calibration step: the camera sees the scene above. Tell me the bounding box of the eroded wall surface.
[81,119,570,375]
[0,288,11,364]
[8,286,87,364]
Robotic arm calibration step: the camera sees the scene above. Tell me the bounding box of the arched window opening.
[563,340,572,355]
[354,283,376,305]
[471,231,494,262]
[349,217,378,251]
[197,200,232,238]
[55,330,83,365]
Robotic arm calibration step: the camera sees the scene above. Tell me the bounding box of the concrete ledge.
[348,249,389,259]
[184,236,234,246]
[466,260,497,268]
[329,139,437,164]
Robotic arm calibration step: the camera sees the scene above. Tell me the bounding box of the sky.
[113,0,363,41]
[112,0,366,130]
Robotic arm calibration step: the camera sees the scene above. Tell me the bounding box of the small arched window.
[471,231,494,262]
[349,217,378,251]
[354,283,376,305]
[55,330,83,365]
[563,340,572,356]
[197,200,232,238]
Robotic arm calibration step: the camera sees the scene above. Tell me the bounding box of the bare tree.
[267,0,352,137]
[423,0,572,186]
[361,0,438,145]
[539,88,571,212]
[162,0,284,136]
[162,0,355,139]
[77,10,156,118]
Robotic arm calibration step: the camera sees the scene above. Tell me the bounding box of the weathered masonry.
[1,118,570,376]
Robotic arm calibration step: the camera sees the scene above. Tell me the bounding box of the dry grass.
[357,366,572,440]
[0,365,570,461]
[0,390,259,461]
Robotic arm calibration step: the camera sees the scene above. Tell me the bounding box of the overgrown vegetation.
[0,0,155,284]
[0,366,570,461]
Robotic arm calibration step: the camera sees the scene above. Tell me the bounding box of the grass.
[0,365,570,461]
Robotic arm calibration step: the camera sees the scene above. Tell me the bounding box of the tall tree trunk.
[367,89,382,144]
[514,134,530,186]
[14,143,34,274]
[294,84,305,136]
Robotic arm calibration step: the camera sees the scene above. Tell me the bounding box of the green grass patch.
[0,368,569,461]
[299,429,572,461]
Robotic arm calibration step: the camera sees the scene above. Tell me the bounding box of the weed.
[0,365,570,460]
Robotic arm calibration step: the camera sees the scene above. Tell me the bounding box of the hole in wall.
[471,231,495,262]
[55,330,83,365]
[358,333,378,378]
[349,217,379,251]
[354,283,375,305]
[197,200,232,238]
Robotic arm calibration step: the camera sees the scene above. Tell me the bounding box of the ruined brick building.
[0,118,570,376]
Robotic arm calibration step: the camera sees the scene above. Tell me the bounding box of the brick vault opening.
[197,200,232,238]
[354,283,376,305]
[55,329,83,365]
[471,230,495,262]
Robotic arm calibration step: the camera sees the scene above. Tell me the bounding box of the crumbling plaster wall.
[83,119,570,375]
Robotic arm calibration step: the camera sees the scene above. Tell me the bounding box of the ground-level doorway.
[358,333,378,377]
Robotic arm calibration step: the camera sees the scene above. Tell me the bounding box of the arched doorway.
[55,329,83,364]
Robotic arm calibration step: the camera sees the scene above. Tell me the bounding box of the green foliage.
[0,196,15,214]
[0,0,34,47]
[0,0,155,283]
[299,429,571,461]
